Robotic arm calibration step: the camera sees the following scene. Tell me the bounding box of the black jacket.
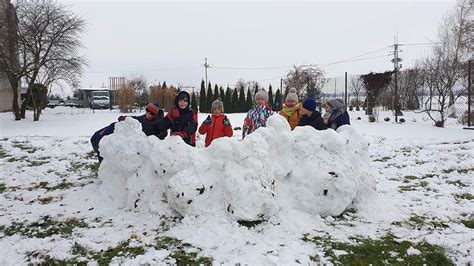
[131,111,167,140]
[297,110,326,130]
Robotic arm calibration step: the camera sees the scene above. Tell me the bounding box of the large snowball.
[98,115,375,220]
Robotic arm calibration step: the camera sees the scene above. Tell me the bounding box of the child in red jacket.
[198,98,233,147]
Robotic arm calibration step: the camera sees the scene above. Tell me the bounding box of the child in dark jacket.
[118,102,167,139]
[243,89,273,139]
[91,102,167,163]
[323,99,350,130]
[199,98,233,147]
[297,99,326,130]
[157,91,198,146]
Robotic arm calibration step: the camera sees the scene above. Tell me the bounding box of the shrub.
[369,116,376,123]
[357,117,362,120]
[400,118,406,123]
[384,117,390,122]
[349,106,354,111]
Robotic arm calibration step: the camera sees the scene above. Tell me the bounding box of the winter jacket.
[198,114,233,147]
[90,122,116,163]
[326,99,350,130]
[279,103,301,130]
[243,103,273,139]
[297,110,326,130]
[128,111,167,140]
[158,91,198,146]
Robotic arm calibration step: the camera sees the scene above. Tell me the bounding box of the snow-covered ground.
[0,106,473,265]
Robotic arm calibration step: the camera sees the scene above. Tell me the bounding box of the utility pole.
[468,59,472,127]
[344,72,348,107]
[392,35,403,122]
[204,58,209,87]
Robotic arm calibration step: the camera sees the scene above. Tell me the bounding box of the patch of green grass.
[405,214,447,229]
[373,156,391,162]
[404,175,418,180]
[335,207,357,220]
[7,156,27,163]
[302,233,453,265]
[26,157,51,167]
[0,216,88,238]
[69,161,100,179]
[419,181,429,187]
[237,220,265,228]
[34,180,74,191]
[446,180,467,188]
[460,218,474,229]
[0,146,10,159]
[84,151,97,160]
[26,251,85,265]
[72,241,145,265]
[423,173,436,179]
[443,168,474,175]
[454,193,474,201]
[12,141,39,154]
[399,185,416,192]
[0,183,6,193]
[155,236,213,265]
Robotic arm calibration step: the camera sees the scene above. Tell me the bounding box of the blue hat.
[302,99,317,111]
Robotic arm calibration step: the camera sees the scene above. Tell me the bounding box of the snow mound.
[98,115,375,220]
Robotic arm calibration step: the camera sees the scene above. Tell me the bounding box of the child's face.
[286,99,297,106]
[324,103,332,113]
[212,107,222,116]
[178,99,188,109]
[255,98,265,106]
[301,107,312,116]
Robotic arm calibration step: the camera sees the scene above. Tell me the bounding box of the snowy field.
[0,106,473,265]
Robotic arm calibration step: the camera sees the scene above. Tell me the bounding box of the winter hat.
[145,102,160,115]
[211,97,224,112]
[174,91,190,108]
[254,89,268,102]
[302,99,317,112]
[286,88,298,103]
[327,98,344,110]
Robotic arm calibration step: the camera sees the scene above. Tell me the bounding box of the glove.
[204,115,212,126]
[172,132,187,139]
[118,116,126,122]
[223,116,230,127]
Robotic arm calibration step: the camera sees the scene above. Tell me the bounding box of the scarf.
[281,103,300,117]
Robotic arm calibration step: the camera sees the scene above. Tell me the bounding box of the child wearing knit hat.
[279,88,301,130]
[198,98,233,147]
[242,89,273,139]
[296,98,326,130]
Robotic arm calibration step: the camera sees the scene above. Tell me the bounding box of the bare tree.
[419,0,471,126]
[395,66,424,110]
[285,65,327,100]
[128,75,148,108]
[0,0,86,121]
[350,76,363,110]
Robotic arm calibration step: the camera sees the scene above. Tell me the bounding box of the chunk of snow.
[406,246,422,256]
[98,115,376,220]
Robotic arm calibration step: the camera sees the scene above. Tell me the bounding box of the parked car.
[90,91,111,109]
[65,98,83,108]
[46,99,61,108]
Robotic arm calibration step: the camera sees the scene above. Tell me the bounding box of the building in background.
[0,0,20,112]
[109,77,126,105]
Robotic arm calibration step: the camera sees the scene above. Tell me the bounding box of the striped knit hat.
[146,102,160,115]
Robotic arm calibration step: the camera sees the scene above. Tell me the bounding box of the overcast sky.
[67,0,456,94]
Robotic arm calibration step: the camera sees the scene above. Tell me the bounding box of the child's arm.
[198,115,211,135]
[223,116,233,137]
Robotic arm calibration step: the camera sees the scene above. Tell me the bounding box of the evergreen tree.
[268,84,274,108]
[206,82,213,113]
[246,88,253,110]
[238,86,246,112]
[199,80,206,113]
[214,84,219,100]
[162,81,167,89]
[191,91,198,112]
[274,89,282,111]
[219,86,225,102]
[231,88,239,114]
[225,86,232,113]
